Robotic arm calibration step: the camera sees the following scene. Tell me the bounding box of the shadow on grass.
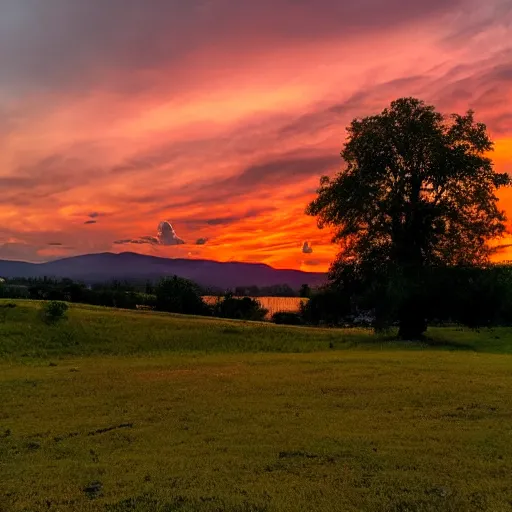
[347,331,477,352]
[421,337,476,352]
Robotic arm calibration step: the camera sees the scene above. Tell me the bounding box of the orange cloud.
[0,0,511,270]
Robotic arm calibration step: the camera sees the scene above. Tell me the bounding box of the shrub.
[155,276,210,315]
[42,301,69,324]
[213,294,268,321]
[300,288,352,326]
[299,284,312,298]
[272,311,302,325]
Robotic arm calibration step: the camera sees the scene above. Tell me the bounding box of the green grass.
[1,300,512,511]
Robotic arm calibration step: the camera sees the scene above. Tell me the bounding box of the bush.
[272,311,302,325]
[213,294,268,321]
[155,276,210,315]
[300,288,352,326]
[42,301,69,324]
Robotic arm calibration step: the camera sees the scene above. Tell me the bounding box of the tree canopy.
[307,97,510,338]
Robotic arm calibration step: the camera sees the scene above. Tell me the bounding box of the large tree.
[306,97,510,339]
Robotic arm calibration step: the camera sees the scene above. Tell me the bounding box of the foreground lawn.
[1,301,512,511]
[2,300,512,360]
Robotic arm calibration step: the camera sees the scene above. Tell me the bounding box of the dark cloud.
[205,208,276,226]
[140,235,159,244]
[113,238,158,245]
[114,239,134,245]
[0,0,465,95]
[113,239,151,245]
[109,136,226,176]
[96,47,512,220]
[0,152,101,207]
[303,259,324,267]
[491,113,512,136]
[494,243,512,253]
[131,150,339,216]
[206,217,241,226]
[230,153,339,190]
[84,220,97,225]
[279,76,427,139]
[302,241,313,254]
[278,55,512,142]
[196,238,209,245]
[48,242,63,246]
[89,212,101,218]
[441,0,512,45]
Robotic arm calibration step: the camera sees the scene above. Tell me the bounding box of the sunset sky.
[0,0,511,271]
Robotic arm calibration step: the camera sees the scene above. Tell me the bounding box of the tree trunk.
[398,299,427,339]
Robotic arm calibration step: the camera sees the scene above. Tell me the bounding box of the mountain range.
[0,252,326,290]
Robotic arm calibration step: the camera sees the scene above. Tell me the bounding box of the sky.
[0,0,511,271]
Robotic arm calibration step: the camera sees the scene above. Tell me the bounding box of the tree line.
[0,276,269,322]
[3,263,512,329]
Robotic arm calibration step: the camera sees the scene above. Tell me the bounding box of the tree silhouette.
[307,98,510,339]
[299,284,312,298]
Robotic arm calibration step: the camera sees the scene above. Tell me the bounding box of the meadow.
[1,300,512,511]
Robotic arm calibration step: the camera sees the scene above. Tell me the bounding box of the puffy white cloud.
[302,241,313,254]
[114,221,185,247]
[157,221,185,245]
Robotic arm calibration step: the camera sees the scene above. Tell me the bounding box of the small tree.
[272,311,302,325]
[307,97,510,338]
[299,284,312,298]
[300,287,352,326]
[213,293,268,321]
[155,276,209,315]
[42,301,69,324]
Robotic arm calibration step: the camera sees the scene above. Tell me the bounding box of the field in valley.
[1,300,512,511]
[202,296,308,319]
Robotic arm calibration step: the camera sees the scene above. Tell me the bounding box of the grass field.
[1,300,512,511]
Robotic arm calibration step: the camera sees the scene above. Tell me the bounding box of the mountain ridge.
[0,251,326,290]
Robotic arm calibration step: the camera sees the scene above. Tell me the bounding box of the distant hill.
[0,252,326,290]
